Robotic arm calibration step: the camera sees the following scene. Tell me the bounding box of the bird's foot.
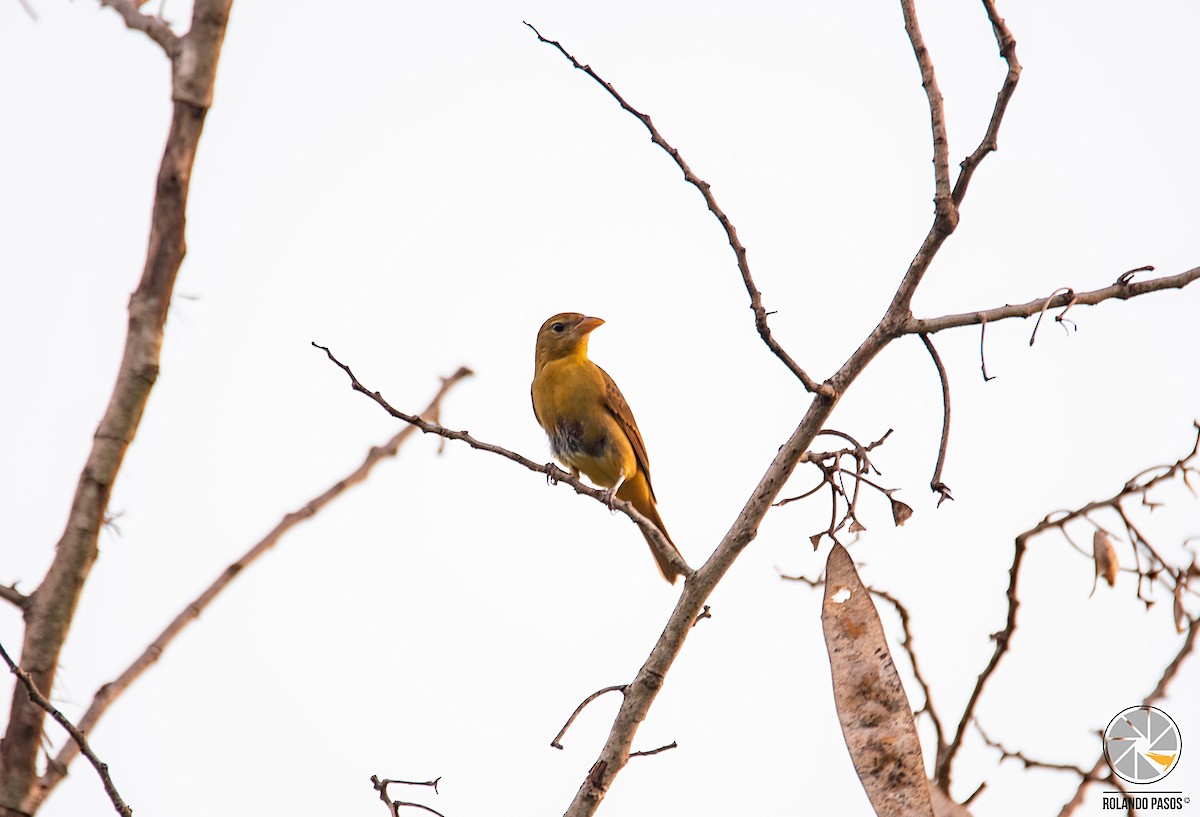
[545,464,565,486]
[600,485,618,511]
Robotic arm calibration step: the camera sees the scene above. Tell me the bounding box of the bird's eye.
[551,322,565,333]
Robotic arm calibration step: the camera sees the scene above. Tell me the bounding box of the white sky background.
[2,1,1199,815]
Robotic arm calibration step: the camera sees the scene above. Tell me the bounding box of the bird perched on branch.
[531,312,684,584]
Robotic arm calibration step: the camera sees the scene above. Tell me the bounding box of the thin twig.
[40,369,473,797]
[0,641,132,817]
[950,0,1021,208]
[938,424,1200,790]
[919,333,954,504]
[551,686,628,750]
[871,587,946,755]
[979,317,995,381]
[371,775,446,817]
[98,0,180,55]
[0,584,29,610]
[906,267,1200,335]
[629,741,678,758]
[523,21,823,395]
[1058,616,1200,817]
[313,343,692,580]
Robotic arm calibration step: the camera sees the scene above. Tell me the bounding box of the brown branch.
[98,0,180,56]
[32,368,472,807]
[976,723,1102,780]
[313,344,693,581]
[371,775,445,817]
[523,22,823,395]
[919,333,954,504]
[1059,616,1200,817]
[628,741,677,758]
[0,585,28,611]
[906,266,1200,335]
[950,0,1020,208]
[871,587,946,756]
[937,424,1200,791]
[0,642,131,817]
[0,4,233,814]
[899,0,955,231]
[551,686,628,750]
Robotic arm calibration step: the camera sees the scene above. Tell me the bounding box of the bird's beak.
[577,316,605,334]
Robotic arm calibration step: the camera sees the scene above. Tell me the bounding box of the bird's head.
[535,312,605,367]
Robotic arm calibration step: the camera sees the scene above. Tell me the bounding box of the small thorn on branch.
[691,605,712,627]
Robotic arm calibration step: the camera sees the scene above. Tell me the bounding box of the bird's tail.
[617,473,685,584]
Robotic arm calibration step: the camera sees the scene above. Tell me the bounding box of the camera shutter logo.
[1104,706,1182,784]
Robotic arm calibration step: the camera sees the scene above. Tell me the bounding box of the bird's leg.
[600,473,626,511]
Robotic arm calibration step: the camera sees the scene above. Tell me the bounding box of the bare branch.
[371,775,445,817]
[1059,616,1200,817]
[36,368,472,804]
[0,4,233,812]
[551,686,628,750]
[918,333,954,504]
[951,0,1021,208]
[938,424,1200,790]
[871,587,947,756]
[97,0,180,56]
[979,317,995,382]
[0,584,29,611]
[313,343,693,581]
[899,0,955,230]
[0,641,131,817]
[628,741,677,758]
[906,266,1200,335]
[523,22,824,395]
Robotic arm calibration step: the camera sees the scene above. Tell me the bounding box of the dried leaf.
[891,498,914,527]
[822,544,935,817]
[849,519,867,533]
[810,533,824,551]
[1090,530,1118,598]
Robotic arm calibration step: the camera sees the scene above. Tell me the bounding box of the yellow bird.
[531,312,684,584]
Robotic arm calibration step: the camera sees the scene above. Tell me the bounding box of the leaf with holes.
[822,544,935,817]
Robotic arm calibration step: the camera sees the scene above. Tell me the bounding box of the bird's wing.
[597,365,657,501]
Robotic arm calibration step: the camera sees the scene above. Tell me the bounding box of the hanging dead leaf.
[1090,530,1118,598]
[822,544,935,817]
[849,519,867,533]
[891,497,914,527]
[810,533,824,551]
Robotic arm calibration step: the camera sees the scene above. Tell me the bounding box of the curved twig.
[551,686,628,750]
[919,333,954,504]
[523,22,823,395]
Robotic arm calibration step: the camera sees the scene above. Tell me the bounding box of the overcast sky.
[2,1,1198,815]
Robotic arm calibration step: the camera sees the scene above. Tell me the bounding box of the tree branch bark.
[0,3,233,815]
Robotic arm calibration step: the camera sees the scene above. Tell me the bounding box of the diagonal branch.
[936,424,1200,790]
[0,641,131,817]
[951,0,1020,208]
[0,4,232,813]
[524,22,823,395]
[1058,614,1200,817]
[900,0,955,230]
[313,344,693,581]
[0,585,29,611]
[31,367,473,809]
[98,0,180,56]
[905,266,1200,335]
